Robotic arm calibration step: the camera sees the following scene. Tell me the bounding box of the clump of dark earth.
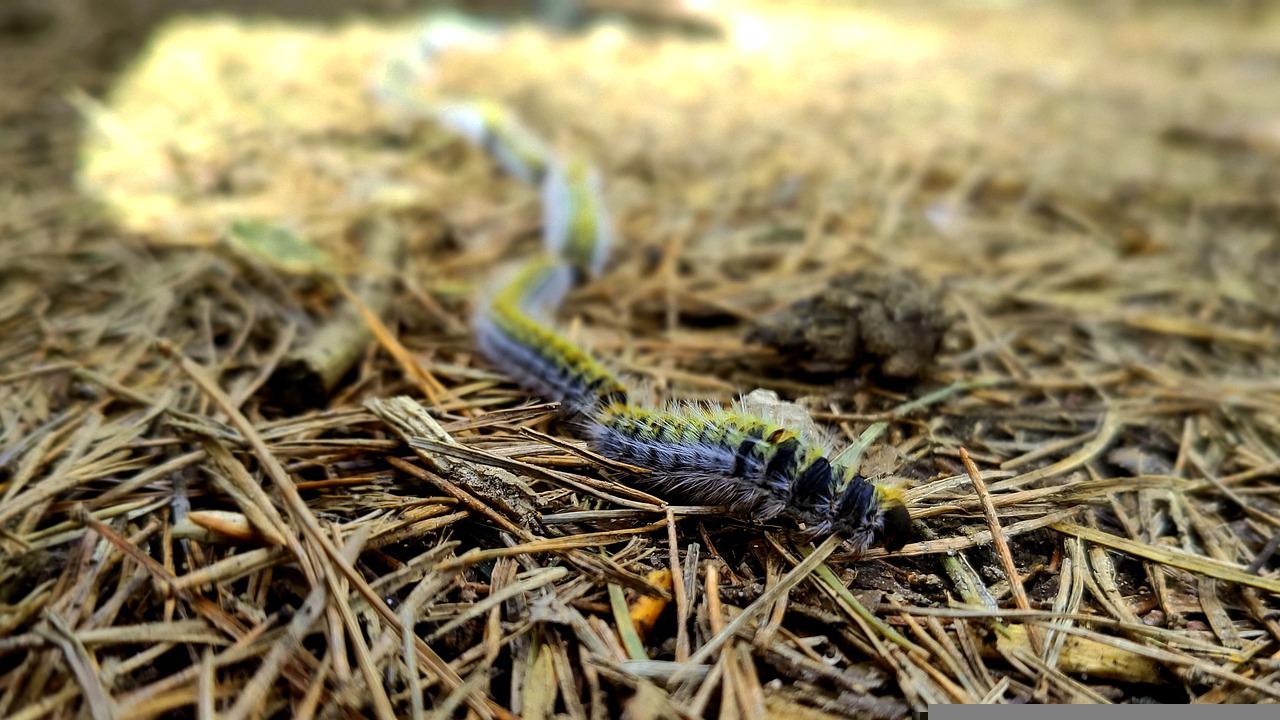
[746,268,948,379]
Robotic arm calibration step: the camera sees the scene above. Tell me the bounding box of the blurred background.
[3,0,1278,194]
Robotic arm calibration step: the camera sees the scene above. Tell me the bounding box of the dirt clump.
[747,268,948,380]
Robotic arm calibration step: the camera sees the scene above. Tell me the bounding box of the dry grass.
[3,1,1280,716]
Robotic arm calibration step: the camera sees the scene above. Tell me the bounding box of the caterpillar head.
[829,478,914,553]
[875,485,913,552]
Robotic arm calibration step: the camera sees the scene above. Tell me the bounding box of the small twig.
[609,583,649,661]
[1052,521,1280,594]
[679,534,842,679]
[267,216,404,411]
[961,447,1042,655]
[39,613,114,720]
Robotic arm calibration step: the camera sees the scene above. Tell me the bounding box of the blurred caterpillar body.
[435,100,551,184]
[382,41,912,551]
[542,157,613,278]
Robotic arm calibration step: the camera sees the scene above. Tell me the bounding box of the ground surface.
[3,1,1280,717]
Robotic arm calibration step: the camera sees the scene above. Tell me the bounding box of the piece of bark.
[366,395,541,532]
[266,216,402,411]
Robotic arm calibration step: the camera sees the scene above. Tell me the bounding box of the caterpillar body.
[470,225,912,552]
[474,259,628,416]
[590,401,906,548]
[383,39,913,552]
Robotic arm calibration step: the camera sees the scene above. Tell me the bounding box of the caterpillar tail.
[436,100,552,185]
[425,97,613,279]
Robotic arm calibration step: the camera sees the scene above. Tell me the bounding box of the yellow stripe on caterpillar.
[476,259,626,412]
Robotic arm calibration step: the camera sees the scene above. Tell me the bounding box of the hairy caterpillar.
[381,34,913,553]
[470,243,912,553]
[590,401,910,549]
